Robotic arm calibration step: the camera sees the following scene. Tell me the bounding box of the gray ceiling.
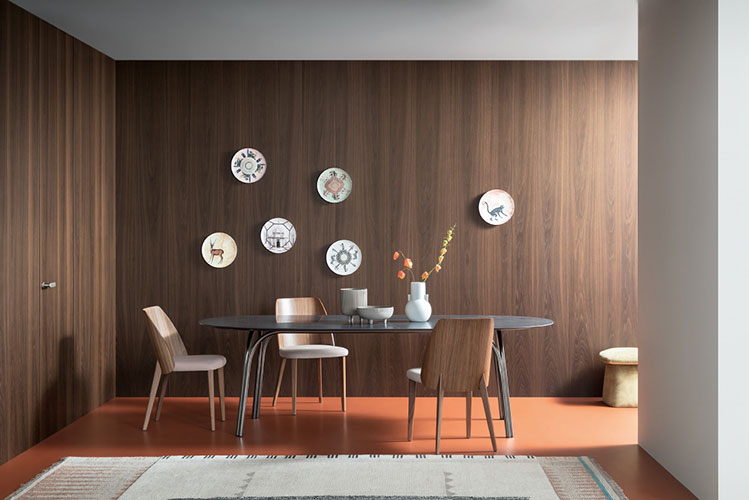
[12,0,637,60]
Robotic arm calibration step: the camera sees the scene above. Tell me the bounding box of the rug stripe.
[577,457,614,500]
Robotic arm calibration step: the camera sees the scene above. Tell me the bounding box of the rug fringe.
[4,457,68,500]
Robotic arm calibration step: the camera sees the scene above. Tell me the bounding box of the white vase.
[405,281,432,322]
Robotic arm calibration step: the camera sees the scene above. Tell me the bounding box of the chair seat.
[173,354,227,372]
[407,367,422,384]
[279,344,349,359]
[599,347,638,365]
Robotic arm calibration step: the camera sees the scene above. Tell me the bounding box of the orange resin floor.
[0,397,695,499]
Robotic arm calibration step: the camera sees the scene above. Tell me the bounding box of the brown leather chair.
[407,318,497,453]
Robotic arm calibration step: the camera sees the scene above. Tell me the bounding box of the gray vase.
[340,288,367,323]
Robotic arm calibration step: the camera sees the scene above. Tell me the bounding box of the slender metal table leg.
[492,331,505,421]
[251,337,270,419]
[494,330,513,438]
[236,330,258,437]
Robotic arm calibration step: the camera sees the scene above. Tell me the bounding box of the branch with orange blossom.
[392,224,456,282]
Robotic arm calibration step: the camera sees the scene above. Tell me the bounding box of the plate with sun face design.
[231,147,267,183]
[261,218,296,254]
[201,232,238,268]
[479,189,515,225]
[317,167,352,203]
[326,239,362,276]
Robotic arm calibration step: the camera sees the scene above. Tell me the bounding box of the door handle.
[41,281,57,289]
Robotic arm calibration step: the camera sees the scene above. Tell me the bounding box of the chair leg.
[408,379,416,441]
[142,363,162,431]
[218,366,226,422]
[155,374,170,421]
[208,369,216,432]
[272,358,286,407]
[436,374,444,454]
[340,357,347,412]
[317,358,323,403]
[479,374,497,452]
[291,359,298,416]
[466,391,472,438]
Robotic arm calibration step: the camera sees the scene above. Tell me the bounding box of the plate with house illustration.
[479,189,515,225]
[201,232,238,268]
[326,239,362,275]
[261,218,296,254]
[317,167,352,203]
[231,147,266,183]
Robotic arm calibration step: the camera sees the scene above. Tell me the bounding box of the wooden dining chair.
[406,318,497,453]
[142,306,226,431]
[272,297,348,415]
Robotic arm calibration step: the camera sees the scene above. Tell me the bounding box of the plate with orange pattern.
[317,167,352,203]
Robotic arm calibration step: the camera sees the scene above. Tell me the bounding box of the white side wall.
[638,1,719,499]
[718,1,749,498]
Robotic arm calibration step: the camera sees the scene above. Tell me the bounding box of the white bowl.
[357,306,394,323]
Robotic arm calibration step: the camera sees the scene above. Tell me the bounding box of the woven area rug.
[7,455,628,500]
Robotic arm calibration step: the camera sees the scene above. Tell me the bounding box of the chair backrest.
[142,306,188,374]
[420,318,494,392]
[274,297,333,348]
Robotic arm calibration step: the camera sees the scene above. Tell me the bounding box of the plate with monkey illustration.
[479,189,514,225]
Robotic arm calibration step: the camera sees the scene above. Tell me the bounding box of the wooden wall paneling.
[73,39,94,419]
[0,2,41,464]
[568,62,608,395]
[500,62,573,397]
[333,61,400,397]
[115,61,638,398]
[537,62,572,396]
[100,43,117,403]
[115,62,170,397]
[38,19,75,438]
[72,39,116,419]
[492,62,518,397]
[605,62,638,353]
[0,1,116,465]
[0,0,7,464]
[1,0,10,465]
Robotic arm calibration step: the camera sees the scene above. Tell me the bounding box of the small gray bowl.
[357,306,394,324]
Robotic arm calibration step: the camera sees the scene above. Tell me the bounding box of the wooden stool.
[599,347,638,408]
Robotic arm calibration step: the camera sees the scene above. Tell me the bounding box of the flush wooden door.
[0,1,116,465]
[38,21,75,439]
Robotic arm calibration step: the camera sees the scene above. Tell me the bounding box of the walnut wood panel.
[38,18,75,439]
[72,37,117,419]
[0,0,116,465]
[115,61,637,399]
[0,1,41,464]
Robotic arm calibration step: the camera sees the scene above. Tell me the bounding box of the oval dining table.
[199,314,553,438]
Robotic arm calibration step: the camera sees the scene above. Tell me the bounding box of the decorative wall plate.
[261,218,296,254]
[326,239,362,275]
[231,147,266,183]
[479,189,515,225]
[317,168,352,203]
[201,232,237,268]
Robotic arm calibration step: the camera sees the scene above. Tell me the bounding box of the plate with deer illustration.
[479,189,515,225]
[201,232,238,268]
[231,147,267,183]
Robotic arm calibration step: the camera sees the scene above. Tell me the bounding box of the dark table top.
[199,314,553,333]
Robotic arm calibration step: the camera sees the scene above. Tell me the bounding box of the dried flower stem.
[421,224,456,282]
